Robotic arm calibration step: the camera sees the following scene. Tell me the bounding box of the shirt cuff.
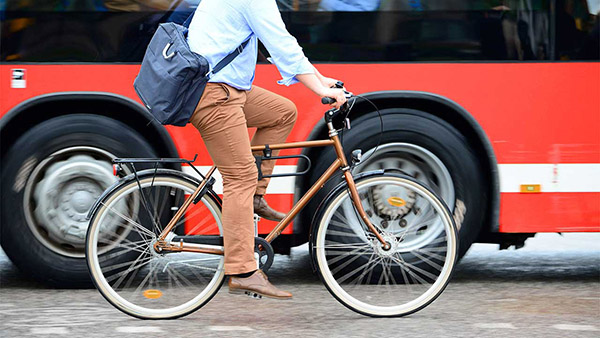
[277,57,314,86]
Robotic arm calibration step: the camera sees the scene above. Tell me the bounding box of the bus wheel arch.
[0,93,180,287]
[0,92,179,162]
[297,91,499,257]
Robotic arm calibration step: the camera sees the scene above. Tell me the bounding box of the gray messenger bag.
[134,13,250,126]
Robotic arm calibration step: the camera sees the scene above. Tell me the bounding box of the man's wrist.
[316,86,328,97]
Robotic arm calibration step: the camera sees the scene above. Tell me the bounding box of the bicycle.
[85,92,459,319]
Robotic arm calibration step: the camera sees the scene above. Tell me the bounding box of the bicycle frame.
[154,125,389,255]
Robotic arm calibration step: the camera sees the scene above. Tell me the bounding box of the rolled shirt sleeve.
[243,0,314,86]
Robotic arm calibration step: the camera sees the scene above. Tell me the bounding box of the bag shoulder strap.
[183,11,194,28]
[209,38,251,76]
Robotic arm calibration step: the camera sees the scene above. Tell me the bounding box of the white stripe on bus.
[182,165,297,194]
[182,163,600,194]
[498,163,600,193]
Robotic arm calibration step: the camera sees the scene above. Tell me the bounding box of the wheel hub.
[33,155,117,247]
[24,148,127,257]
[373,234,398,257]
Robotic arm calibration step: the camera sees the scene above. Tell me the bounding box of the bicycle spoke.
[98,241,151,263]
[413,246,447,262]
[106,254,154,286]
[100,202,154,238]
[390,254,437,283]
[320,241,372,249]
[174,204,217,234]
[338,254,383,285]
[348,250,380,286]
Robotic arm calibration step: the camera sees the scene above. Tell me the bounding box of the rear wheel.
[86,174,224,319]
[313,174,458,317]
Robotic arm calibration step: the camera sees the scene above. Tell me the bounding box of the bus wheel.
[1,114,157,287]
[307,109,487,259]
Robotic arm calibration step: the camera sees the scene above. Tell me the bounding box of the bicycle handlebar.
[320,81,355,126]
[321,81,347,105]
[321,97,336,105]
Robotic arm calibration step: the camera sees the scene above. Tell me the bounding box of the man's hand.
[296,72,347,109]
[320,76,344,89]
[321,87,347,109]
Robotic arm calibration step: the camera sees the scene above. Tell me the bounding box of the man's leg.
[189,83,257,275]
[190,83,292,299]
[243,86,297,221]
[244,85,297,195]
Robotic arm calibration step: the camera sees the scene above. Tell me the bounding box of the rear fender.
[86,168,221,220]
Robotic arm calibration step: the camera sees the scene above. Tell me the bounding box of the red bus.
[1,0,598,287]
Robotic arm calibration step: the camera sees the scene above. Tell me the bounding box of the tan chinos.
[189,83,297,275]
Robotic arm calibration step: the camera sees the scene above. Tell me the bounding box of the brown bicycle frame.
[154,134,388,255]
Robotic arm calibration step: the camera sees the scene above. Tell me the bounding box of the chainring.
[254,237,274,273]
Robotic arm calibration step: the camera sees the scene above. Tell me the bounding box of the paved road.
[1,233,599,338]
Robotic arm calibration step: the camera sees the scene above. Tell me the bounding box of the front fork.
[329,125,391,250]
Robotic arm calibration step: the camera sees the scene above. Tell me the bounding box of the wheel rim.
[353,142,455,249]
[23,146,121,258]
[87,177,224,318]
[315,176,457,316]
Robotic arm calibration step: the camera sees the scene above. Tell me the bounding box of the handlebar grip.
[322,97,336,105]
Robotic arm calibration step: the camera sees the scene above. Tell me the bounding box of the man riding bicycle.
[187,0,347,299]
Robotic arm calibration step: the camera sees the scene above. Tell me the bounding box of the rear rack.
[113,154,198,165]
[112,154,207,181]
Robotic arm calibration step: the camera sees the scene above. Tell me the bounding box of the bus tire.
[1,114,157,287]
[306,109,487,259]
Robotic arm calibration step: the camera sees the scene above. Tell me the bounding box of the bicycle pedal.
[244,291,262,300]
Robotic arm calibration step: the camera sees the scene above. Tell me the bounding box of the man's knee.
[220,162,259,188]
[281,98,297,126]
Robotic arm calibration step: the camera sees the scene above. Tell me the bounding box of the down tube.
[265,159,342,243]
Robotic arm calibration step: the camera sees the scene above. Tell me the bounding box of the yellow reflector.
[520,184,541,193]
[387,197,406,207]
[143,289,163,299]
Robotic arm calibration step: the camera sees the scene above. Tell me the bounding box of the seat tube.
[158,165,218,240]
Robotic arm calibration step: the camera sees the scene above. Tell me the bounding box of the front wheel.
[312,173,458,317]
[86,173,225,319]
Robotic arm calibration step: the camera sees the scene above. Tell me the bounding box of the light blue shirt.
[187,0,314,91]
[318,0,381,11]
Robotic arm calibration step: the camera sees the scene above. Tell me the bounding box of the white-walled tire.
[313,174,458,317]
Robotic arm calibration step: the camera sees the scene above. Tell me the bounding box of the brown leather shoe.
[253,195,286,222]
[229,270,292,300]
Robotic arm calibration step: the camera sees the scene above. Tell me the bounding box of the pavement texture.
[1,233,599,338]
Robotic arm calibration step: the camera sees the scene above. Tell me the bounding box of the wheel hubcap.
[353,143,455,249]
[24,147,121,257]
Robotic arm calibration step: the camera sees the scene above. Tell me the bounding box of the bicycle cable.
[339,94,385,237]
[342,94,384,170]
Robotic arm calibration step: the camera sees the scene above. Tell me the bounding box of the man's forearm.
[312,65,326,83]
[296,73,326,97]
